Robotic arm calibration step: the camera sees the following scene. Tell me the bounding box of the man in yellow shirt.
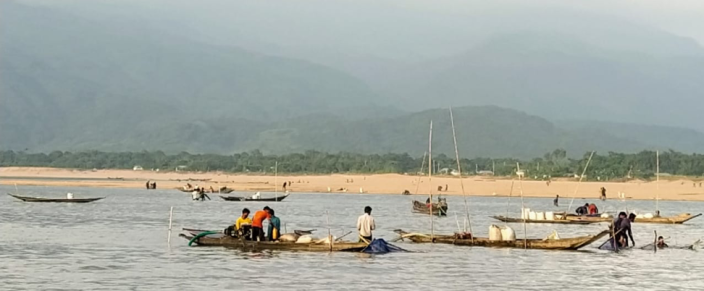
[235,208,252,239]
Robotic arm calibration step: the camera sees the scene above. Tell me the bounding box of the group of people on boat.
[230,206,281,241]
[225,205,375,244]
[575,203,599,215]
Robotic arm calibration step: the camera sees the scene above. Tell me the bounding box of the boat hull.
[180,233,367,252]
[491,215,598,225]
[412,200,447,216]
[220,194,290,202]
[565,213,702,224]
[7,194,104,203]
[399,230,609,250]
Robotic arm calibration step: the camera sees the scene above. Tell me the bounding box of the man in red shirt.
[251,206,271,241]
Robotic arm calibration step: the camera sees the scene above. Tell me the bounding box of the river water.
[1,185,703,290]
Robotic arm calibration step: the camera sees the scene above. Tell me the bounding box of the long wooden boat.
[397,229,609,250]
[220,193,290,202]
[180,232,367,252]
[564,213,702,224]
[7,193,104,203]
[412,200,447,216]
[491,215,599,225]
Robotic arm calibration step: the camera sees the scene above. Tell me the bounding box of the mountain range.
[2,0,704,157]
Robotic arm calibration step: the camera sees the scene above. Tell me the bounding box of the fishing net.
[362,239,409,254]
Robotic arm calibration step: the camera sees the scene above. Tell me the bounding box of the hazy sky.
[20,0,704,45]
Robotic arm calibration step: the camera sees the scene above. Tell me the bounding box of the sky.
[19,0,704,46]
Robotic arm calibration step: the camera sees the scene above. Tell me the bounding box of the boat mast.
[656,150,659,212]
[428,120,434,240]
[275,161,278,201]
[566,151,595,214]
[449,107,472,241]
[414,151,428,195]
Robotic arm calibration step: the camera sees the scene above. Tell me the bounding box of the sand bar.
[2,167,704,201]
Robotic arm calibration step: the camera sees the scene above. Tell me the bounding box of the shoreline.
[3,167,704,201]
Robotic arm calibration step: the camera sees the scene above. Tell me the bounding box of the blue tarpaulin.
[361,239,408,254]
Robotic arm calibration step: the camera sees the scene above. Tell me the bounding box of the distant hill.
[557,120,704,154]
[3,1,704,157]
[375,32,704,131]
[0,1,377,149]
[15,104,686,159]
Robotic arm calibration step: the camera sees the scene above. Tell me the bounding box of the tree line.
[1,149,703,180]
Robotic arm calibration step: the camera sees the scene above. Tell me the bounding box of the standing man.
[251,206,271,241]
[600,187,607,201]
[553,195,559,207]
[267,208,281,241]
[357,206,376,243]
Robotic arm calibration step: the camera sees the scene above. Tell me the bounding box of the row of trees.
[1,149,703,180]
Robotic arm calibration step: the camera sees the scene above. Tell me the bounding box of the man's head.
[364,206,372,214]
[619,212,627,218]
[264,206,271,211]
[628,213,636,221]
[242,208,250,218]
[269,208,275,216]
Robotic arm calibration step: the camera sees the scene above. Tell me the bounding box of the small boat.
[220,192,290,202]
[491,215,599,225]
[7,193,104,203]
[412,199,447,216]
[397,229,609,250]
[179,231,368,252]
[564,213,702,224]
[211,187,235,194]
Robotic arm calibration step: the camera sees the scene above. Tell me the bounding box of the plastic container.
[500,226,516,241]
[545,211,554,220]
[489,225,503,241]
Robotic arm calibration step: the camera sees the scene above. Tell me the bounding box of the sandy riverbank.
[2,167,704,201]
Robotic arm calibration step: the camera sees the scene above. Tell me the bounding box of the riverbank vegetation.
[1,149,703,180]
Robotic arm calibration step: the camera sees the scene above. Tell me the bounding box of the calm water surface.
[2,186,703,290]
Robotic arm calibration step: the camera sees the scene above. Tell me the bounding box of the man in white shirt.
[357,206,376,242]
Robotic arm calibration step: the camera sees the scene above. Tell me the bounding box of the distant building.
[477,170,494,176]
[516,170,525,178]
[133,165,143,171]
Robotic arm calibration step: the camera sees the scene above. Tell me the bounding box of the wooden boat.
[220,193,290,202]
[412,199,447,216]
[491,215,599,225]
[7,193,104,203]
[211,188,234,194]
[564,213,702,224]
[176,187,234,194]
[397,229,609,250]
[180,232,367,252]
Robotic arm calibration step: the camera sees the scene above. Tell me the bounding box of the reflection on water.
[1,185,703,290]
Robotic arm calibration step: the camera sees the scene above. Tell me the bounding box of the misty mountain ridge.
[2,0,704,156]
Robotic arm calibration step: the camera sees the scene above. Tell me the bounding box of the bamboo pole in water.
[428,121,434,240]
[275,161,278,201]
[326,210,333,251]
[449,107,472,242]
[566,151,595,214]
[517,163,527,250]
[167,206,174,247]
[505,180,515,227]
